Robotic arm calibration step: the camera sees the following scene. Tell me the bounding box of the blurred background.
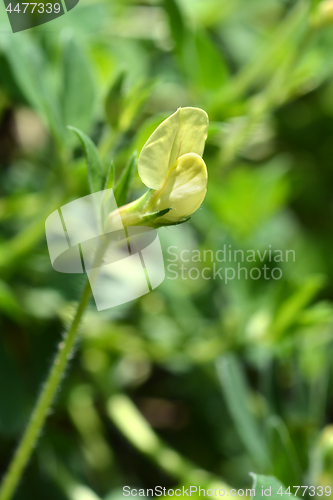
[1,0,333,498]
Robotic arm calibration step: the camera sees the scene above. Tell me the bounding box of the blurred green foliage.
[2,0,333,498]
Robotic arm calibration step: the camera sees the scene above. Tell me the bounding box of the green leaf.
[105,70,126,129]
[266,417,302,484]
[68,126,105,194]
[181,29,229,91]
[162,0,228,92]
[105,72,155,133]
[162,0,186,49]
[114,153,137,207]
[104,160,115,190]
[0,34,64,144]
[0,35,43,111]
[119,79,156,132]
[209,161,290,239]
[250,473,293,499]
[101,161,116,226]
[216,355,270,470]
[62,37,96,133]
[107,394,191,479]
[272,275,325,338]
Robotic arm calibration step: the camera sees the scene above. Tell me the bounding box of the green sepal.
[140,208,172,224]
[156,216,191,227]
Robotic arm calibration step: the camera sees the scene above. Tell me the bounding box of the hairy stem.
[0,279,92,500]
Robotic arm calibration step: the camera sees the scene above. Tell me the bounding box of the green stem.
[0,230,114,500]
[0,280,92,500]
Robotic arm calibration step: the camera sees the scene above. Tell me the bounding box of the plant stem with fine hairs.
[0,278,92,500]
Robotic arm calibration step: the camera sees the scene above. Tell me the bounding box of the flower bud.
[107,107,209,229]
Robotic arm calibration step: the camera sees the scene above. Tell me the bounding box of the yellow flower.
[138,107,209,224]
[106,107,209,229]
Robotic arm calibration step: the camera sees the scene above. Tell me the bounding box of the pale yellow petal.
[153,153,208,222]
[138,107,209,190]
[168,107,209,170]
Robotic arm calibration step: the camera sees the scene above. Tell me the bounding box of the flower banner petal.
[168,107,209,172]
[138,107,209,190]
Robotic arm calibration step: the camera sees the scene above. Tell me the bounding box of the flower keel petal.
[153,152,208,223]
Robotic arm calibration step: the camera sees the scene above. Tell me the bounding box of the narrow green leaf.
[104,160,115,190]
[162,0,185,49]
[105,72,154,133]
[216,355,270,470]
[62,37,96,133]
[181,29,229,91]
[272,274,325,338]
[105,71,126,129]
[68,126,105,194]
[107,394,192,479]
[250,473,293,499]
[266,416,302,484]
[162,0,228,92]
[0,35,44,112]
[114,153,137,207]
[101,161,116,226]
[0,34,64,144]
[120,79,156,132]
